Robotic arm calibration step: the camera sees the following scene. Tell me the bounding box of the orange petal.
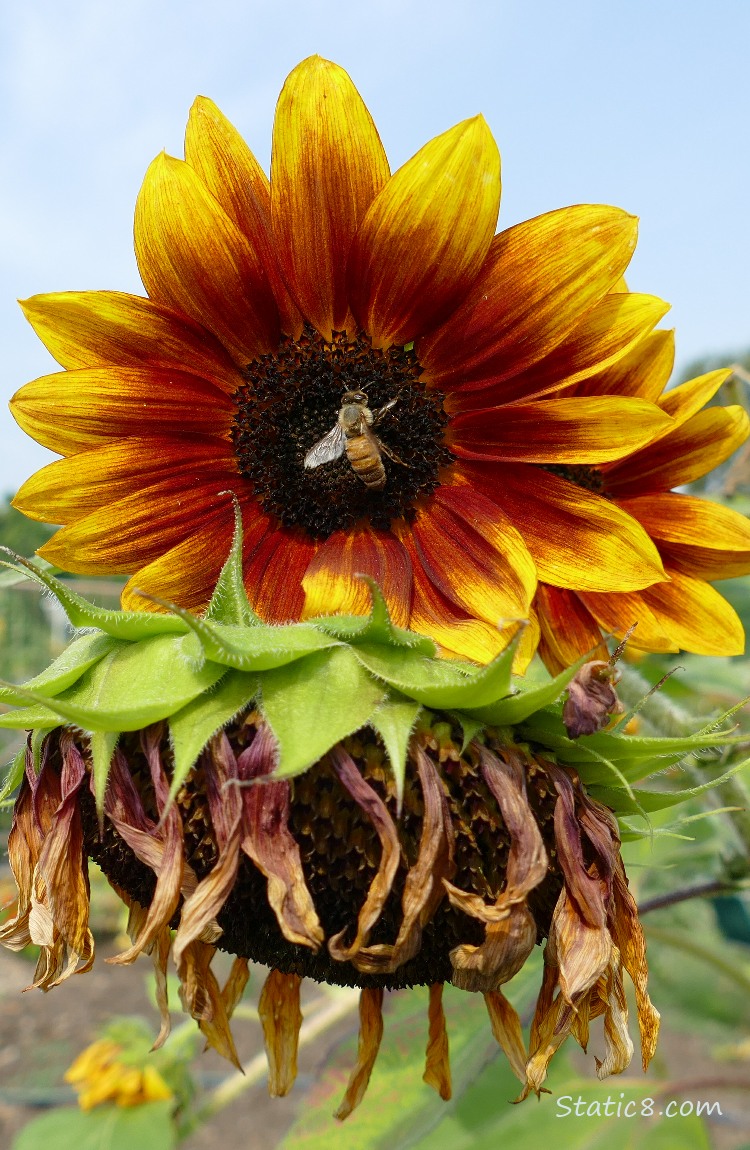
[349,116,500,347]
[14,437,236,525]
[579,589,679,653]
[403,531,520,662]
[657,368,732,424]
[572,329,675,401]
[639,569,745,656]
[37,471,241,576]
[10,367,234,455]
[245,526,319,623]
[419,205,638,388]
[448,396,673,464]
[463,462,666,592]
[301,526,412,628]
[120,500,263,611]
[135,152,279,365]
[617,492,750,579]
[604,406,750,496]
[408,481,537,627]
[185,96,302,337]
[444,292,669,409]
[271,56,390,340]
[535,585,608,675]
[19,291,240,390]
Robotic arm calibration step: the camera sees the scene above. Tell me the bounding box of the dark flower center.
[541,463,608,495]
[232,326,453,540]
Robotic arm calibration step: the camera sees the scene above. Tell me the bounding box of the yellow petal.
[349,116,501,347]
[19,291,240,390]
[618,492,750,579]
[448,396,673,464]
[605,406,750,495]
[185,96,302,336]
[641,569,745,656]
[135,152,279,364]
[572,328,675,401]
[657,368,732,424]
[464,462,667,592]
[271,56,390,340]
[420,205,639,387]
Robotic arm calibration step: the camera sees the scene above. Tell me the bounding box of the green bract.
[0,513,746,829]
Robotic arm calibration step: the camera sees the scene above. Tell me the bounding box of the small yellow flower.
[64,1038,173,1111]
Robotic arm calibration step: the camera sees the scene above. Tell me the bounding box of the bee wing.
[304,423,346,469]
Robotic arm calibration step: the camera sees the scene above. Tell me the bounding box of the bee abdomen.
[346,435,386,489]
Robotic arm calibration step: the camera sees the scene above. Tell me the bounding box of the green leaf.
[308,578,436,656]
[0,553,188,640]
[591,754,750,816]
[168,669,259,796]
[0,632,122,706]
[0,744,27,802]
[463,651,590,726]
[0,553,60,588]
[151,608,341,671]
[369,694,423,806]
[90,730,119,818]
[204,496,260,626]
[11,1100,176,1150]
[262,646,387,778]
[0,702,63,730]
[351,631,519,710]
[1,634,227,733]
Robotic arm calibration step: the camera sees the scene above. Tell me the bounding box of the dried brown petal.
[335,987,384,1121]
[550,885,612,1005]
[485,989,529,1085]
[239,724,324,951]
[594,946,634,1079]
[221,957,250,1021]
[173,734,243,968]
[151,924,173,1050]
[610,857,661,1069]
[452,906,537,994]
[446,746,546,991]
[178,939,241,1069]
[544,760,607,929]
[355,746,455,974]
[0,769,38,951]
[423,983,451,1100]
[108,729,190,964]
[258,969,303,1097]
[563,659,624,738]
[327,746,402,968]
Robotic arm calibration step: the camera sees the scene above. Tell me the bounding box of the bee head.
[342,390,368,405]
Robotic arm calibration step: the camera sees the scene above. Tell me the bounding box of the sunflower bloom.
[64,1038,173,1110]
[527,335,750,670]
[10,53,723,668]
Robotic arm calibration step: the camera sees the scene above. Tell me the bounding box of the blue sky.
[1,0,748,496]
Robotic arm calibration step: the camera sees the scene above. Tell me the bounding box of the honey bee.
[303,391,407,490]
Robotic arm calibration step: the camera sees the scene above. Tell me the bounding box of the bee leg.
[378,440,411,468]
[372,398,398,424]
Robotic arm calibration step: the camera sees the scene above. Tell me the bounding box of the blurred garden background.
[2,354,750,1149]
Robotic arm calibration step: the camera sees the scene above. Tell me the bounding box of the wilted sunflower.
[13,53,742,668]
[0,540,694,1114]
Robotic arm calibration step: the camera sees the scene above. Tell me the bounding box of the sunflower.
[0,547,674,1113]
[528,339,750,671]
[9,53,713,668]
